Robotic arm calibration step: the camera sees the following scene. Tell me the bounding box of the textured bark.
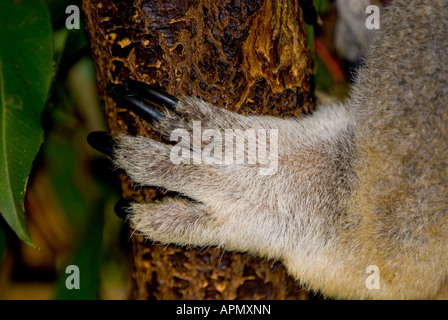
[83,0,315,299]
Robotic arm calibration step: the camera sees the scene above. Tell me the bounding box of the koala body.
[88,0,448,299]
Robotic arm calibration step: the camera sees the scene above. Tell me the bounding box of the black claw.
[114,199,133,220]
[87,131,116,158]
[124,80,178,110]
[107,83,165,123]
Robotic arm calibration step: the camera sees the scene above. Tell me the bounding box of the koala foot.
[87,81,285,252]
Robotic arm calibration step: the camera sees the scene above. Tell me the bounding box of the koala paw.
[87,81,286,255]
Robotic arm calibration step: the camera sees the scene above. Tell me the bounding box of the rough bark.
[82,0,315,299]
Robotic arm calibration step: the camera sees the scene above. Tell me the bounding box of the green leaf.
[0,0,53,246]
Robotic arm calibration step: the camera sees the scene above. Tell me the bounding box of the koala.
[87,0,448,299]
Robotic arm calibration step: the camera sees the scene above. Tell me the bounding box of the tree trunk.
[82,0,315,299]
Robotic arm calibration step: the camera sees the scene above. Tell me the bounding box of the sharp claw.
[124,80,178,110]
[114,199,133,220]
[87,131,116,158]
[107,83,165,123]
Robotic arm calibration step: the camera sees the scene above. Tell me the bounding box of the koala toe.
[114,196,222,247]
[114,198,133,220]
[105,81,263,144]
[87,131,117,158]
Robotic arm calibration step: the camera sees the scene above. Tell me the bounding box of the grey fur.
[111,0,448,299]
